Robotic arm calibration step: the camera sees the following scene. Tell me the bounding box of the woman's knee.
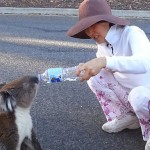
[87,69,112,86]
[87,75,99,92]
[87,70,107,93]
[128,86,150,111]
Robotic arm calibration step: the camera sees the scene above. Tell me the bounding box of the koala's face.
[0,76,39,112]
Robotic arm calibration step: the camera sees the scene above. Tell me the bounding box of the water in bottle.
[38,66,80,83]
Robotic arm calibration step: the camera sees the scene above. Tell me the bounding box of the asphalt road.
[0,15,149,150]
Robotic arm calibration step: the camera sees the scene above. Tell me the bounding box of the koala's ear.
[0,91,16,113]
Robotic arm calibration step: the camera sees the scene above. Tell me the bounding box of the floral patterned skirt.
[87,69,150,141]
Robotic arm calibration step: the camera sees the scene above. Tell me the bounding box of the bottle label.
[47,68,63,83]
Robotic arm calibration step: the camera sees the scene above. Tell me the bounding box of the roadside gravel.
[0,0,149,10]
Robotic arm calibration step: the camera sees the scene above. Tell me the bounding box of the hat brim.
[67,15,130,39]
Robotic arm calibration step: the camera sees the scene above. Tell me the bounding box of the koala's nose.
[30,76,39,84]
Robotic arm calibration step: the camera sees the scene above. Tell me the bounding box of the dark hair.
[97,21,114,27]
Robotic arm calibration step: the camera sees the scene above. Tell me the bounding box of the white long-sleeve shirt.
[96,25,150,89]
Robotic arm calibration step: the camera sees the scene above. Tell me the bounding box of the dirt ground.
[0,0,149,10]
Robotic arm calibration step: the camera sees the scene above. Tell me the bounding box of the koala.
[0,76,42,150]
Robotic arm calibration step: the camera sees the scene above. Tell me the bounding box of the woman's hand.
[76,57,106,81]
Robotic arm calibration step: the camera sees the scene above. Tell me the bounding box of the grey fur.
[0,76,42,150]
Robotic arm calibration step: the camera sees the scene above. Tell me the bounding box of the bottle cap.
[37,74,41,82]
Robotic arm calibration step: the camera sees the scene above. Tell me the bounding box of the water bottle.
[38,66,80,83]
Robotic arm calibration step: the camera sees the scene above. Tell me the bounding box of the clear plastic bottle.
[38,66,80,83]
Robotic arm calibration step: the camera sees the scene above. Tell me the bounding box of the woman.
[67,0,150,149]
